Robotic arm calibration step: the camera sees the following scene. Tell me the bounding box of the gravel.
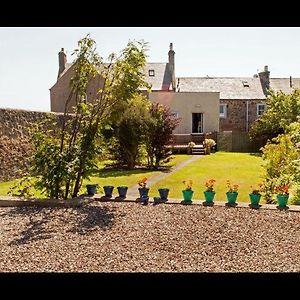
[0,201,300,272]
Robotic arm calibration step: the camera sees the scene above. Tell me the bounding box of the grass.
[148,152,265,203]
[0,155,190,197]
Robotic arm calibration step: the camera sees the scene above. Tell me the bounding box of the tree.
[112,95,151,169]
[22,35,150,199]
[249,89,300,146]
[145,103,180,169]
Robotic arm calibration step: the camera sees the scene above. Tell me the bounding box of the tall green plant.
[19,35,150,199]
[261,134,298,203]
[145,103,180,169]
[249,89,300,145]
[112,95,151,169]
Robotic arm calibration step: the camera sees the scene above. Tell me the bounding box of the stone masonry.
[0,108,63,182]
[219,99,265,132]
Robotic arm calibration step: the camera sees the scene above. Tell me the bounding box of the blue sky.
[1,27,300,112]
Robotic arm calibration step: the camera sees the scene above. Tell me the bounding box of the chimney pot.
[169,43,173,51]
[264,65,268,72]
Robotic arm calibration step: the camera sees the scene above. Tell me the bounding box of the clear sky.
[1,27,300,112]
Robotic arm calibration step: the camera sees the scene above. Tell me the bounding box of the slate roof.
[142,63,172,91]
[176,77,266,100]
[58,62,172,91]
[269,78,300,94]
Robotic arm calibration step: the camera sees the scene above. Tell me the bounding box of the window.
[148,69,155,77]
[170,111,179,118]
[219,104,227,118]
[242,80,249,87]
[257,103,266,116]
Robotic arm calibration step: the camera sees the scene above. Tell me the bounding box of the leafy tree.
[112,95,151,169]
[249,89,300,146]
[15,35,150,199]
[145,103,180,169]
[261,134,298,203]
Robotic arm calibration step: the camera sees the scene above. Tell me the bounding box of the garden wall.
[217,131,259,153]
[0,108,63,182]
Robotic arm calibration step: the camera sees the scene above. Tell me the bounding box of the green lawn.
[0,154,190,197]
[148,152,265,203]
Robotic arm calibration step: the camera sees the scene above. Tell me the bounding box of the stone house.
[50,44,300,136]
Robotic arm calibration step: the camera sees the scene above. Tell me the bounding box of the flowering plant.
[188,141,196,148]
[226,180,239,193]
[250,182,264,195]
[205,178,216,192]
[205,139,216,148]
[274,184,289,195]
[138,177,148,189]
[182,180,193,190]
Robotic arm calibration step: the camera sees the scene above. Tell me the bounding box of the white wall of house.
[149,91,220,134]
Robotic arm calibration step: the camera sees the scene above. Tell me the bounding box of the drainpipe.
[246,100,249,132]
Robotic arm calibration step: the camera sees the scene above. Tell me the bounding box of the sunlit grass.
[0,155,190,197]
[149,152,264,203]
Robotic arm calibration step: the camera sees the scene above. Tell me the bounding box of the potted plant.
[205,138,216,154]
[249,182,264,208]
[158,188,170,201]
[187,141,195,155]
[203,178,216,206]
[226,180,239,206]
[117,186,128,199]
[86,184,98,196]
[181,180,194,204]
[274,184,289,209]
[138,177,149,205]
[103,185,114,198]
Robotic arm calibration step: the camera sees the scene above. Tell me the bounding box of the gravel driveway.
[0,201,300,272]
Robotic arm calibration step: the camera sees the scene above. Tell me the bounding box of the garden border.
[1,195,299,212]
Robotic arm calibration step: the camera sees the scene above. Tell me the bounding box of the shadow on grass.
[249,152,262,157]
[4,203,119,245]
[92,166,172,178]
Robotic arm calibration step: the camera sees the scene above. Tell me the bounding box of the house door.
[192,113,203,133]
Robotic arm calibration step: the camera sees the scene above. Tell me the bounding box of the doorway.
[192,113,203,133]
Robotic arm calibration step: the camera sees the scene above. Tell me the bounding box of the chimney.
[290,76,293,88]
[57,48,67,80]
[258,65,270,96]
[168,43,176,91]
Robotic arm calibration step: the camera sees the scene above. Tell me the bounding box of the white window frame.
[148,69,155,77]
[219,104,227,118]
[257,103,266,116]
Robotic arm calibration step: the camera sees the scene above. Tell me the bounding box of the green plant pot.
[226,192,238,204]
[276,194,289,208]
[182,190,193,202]
[249,193,261,206]
[204,191,215,203]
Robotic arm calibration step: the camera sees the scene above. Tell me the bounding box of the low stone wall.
[0,108,63,182]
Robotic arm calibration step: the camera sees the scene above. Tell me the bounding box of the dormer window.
[149,69,155,77]
[242,81,249,87]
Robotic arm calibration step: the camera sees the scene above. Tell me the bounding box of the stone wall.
[220,99,266,132]
[0,108,62,182]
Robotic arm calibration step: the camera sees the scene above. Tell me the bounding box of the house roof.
[269,78,300,94]
[142,63,172,91]
[176,77,266,100]
[56,62,172,91]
